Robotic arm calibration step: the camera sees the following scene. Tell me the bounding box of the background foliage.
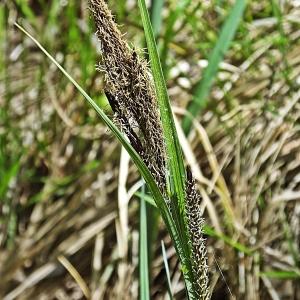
[1,0,300,299]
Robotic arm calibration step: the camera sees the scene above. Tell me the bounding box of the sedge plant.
[16,0,210,298]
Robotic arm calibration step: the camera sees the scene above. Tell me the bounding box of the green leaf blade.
[183,0,247,134]
[136,2,199,298]
[139,187,150,300]
[137,0,186,217]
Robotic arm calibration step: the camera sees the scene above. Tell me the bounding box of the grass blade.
[58,255,91,299]
[137,0,186,221]
[139,186,150,300]
[150,0,164,37]
[182,0,247,134]
[135,192,157,207]
[161,240,174,300]
[260,270,300,279]
[203,225,252,255]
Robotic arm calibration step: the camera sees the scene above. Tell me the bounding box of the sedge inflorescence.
[90,0,166,194]
[185,167,210,299]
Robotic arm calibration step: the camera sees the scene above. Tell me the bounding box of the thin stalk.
[139,185,150,300]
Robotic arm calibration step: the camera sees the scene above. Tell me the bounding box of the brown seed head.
[186,167,210,299]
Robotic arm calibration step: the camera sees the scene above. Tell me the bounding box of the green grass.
[161,240,174,300]
[150,0,164,37]
[182,0,247,134]
[139,186,150,300]
[260,270,300,280]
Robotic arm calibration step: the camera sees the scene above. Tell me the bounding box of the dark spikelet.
[186,167,210,300]
[90,0,166,193]
[105,91,144,155]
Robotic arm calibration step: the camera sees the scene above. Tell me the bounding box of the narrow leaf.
[183,0,246,133]
[140,186,150,300]
[150,0,164,37]
[161,240,174,300]
[260,270,300,279]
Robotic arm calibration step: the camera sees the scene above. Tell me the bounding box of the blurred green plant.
[183,0,246,134]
